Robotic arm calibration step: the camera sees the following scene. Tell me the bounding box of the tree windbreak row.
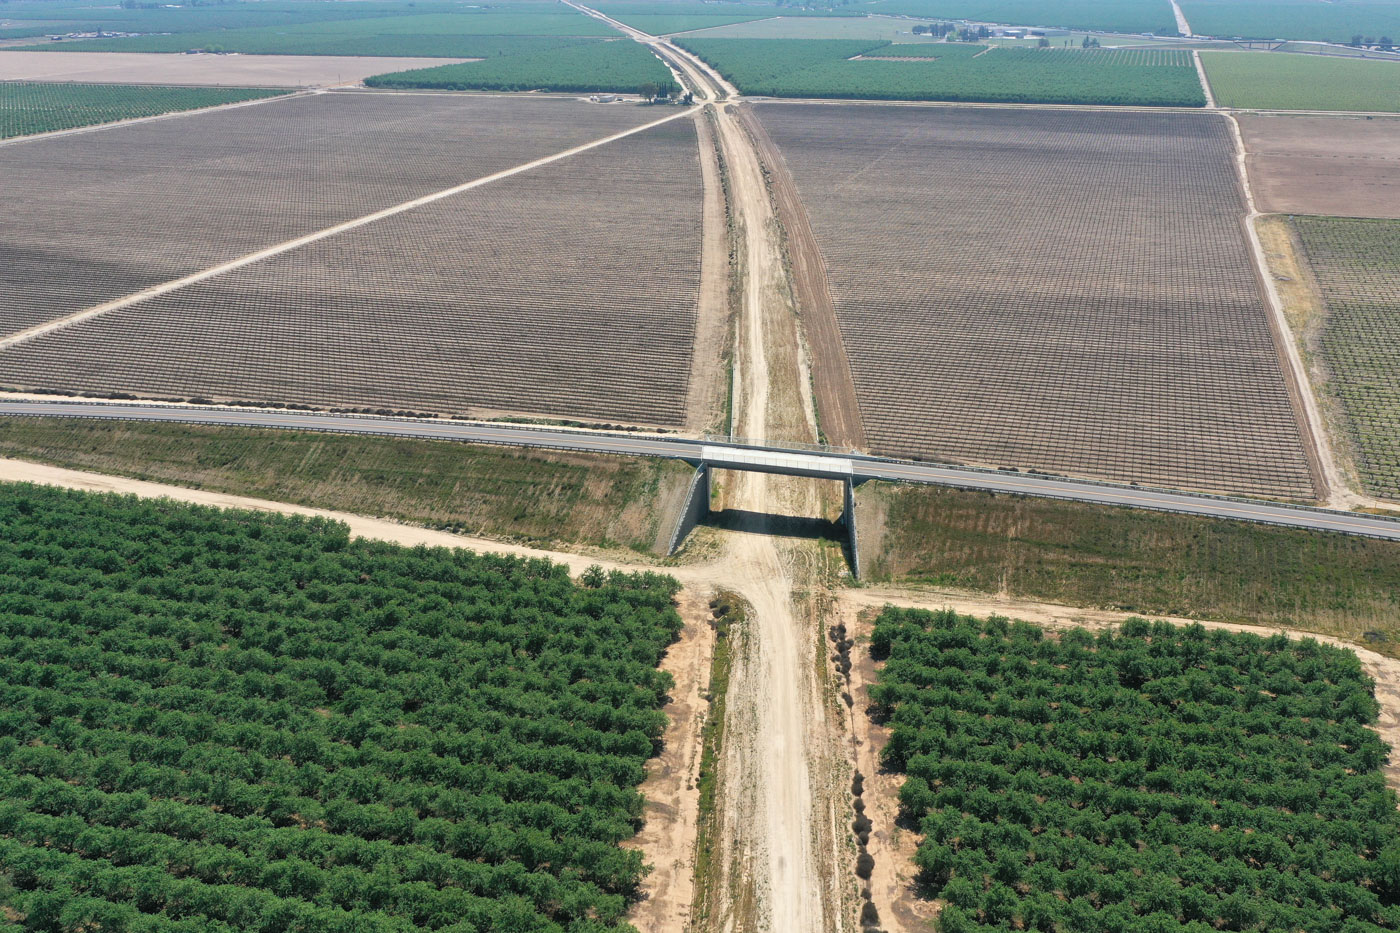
[0,483,683,932]
[870,608,1400,932]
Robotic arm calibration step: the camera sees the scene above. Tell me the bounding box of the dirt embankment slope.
[736,105,866,452]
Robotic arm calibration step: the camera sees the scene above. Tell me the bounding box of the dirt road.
[739,105,866,451]
[1225,109,1340,504]
[701,86,852,930]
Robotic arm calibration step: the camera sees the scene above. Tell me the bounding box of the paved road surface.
[4,400,1399,541]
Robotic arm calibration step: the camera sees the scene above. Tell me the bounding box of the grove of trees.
[0,483,683,931]
[870,608,1400,932]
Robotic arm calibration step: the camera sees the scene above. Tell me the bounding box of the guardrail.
[5,399,1400,537]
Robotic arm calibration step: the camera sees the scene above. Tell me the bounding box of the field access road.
[563,0,735,101]
[5,400,1400,542]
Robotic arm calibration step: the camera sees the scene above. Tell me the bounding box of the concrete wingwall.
[668,463,710,555]
[844,477,861,581]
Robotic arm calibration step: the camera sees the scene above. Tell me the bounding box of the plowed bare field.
[755,103,1315,499]
[0,120,705,427]
[1237,113,1400,220]
[0,91,661,335]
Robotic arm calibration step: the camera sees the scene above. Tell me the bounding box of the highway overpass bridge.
[3,401,1400,577]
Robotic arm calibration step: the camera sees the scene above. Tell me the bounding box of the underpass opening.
[670,462,862,578]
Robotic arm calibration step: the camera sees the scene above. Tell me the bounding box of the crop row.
[870,608,1400,932]
[0,82,287,140]
[676,38,1206,105]
[0,91,661,336]
[0,482,683,931]
[0,119,706,428]
[756,103,1314,497]
[1291,216,1400,499]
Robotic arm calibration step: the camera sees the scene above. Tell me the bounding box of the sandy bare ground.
[625,588,717,932]
[0,50,470,86]
[1237,113,1400,220]
[1192,49,1214,106]
[684,109,732,435]
[0,457,646,576]
[701,88,852,931]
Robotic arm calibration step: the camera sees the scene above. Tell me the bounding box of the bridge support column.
[842,477,863,581]
[668,462,711,555]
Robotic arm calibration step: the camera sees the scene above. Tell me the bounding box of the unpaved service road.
[0,51,471,86]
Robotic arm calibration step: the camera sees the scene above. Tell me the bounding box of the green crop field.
[857,481,1400,642]
[0,82,288,140]
[676,38,1205,104]
[605,13,770,34]
[588,2,775,36]
[590,0,860,34]
[861,0,1179,35]
[365,39,677,93]
[18,8,618,57]
[674,15,938,40]
[1181,0,1400,43]
[0,25,58,39]
[1200,51,1400,111]
[869,608,1400,931]
[0,0,526,36]
[1293,217,1400,500]
[0,482,682,931]
[0,0,500,46]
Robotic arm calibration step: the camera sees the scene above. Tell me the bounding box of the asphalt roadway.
[4,399,1400,542]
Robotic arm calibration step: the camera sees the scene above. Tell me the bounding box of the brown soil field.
[0,119,708,427]
[0,50,473,86]
[755,103,1315,499]
[1238,113,1400,219]
[0,90,662,336]
[737,104,865,451]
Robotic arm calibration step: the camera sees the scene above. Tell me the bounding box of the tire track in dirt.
[737,105,867,452]
[702,92,847,930]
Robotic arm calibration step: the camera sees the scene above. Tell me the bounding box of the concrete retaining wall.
[668,463,710,555]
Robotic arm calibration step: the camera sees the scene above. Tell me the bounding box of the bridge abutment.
[667,462,711,555]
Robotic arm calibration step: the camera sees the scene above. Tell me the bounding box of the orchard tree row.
[870,609,1400,932]
[0,483,683,931]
